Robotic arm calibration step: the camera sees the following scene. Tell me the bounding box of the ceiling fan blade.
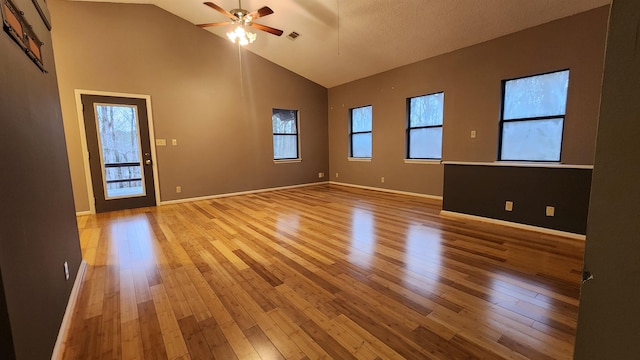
[249,6,274,20]
[250,22,284,36]
[197,21,233,28]
[203,2,238,20]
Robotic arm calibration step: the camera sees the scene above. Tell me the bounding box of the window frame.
[349,105,373,159]
[272,108,300,161]
[406,91,444,160]
[498,69,569,162]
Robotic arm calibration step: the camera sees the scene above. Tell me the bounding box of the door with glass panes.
[81,95,156,213]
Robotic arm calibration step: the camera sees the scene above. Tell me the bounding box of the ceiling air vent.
[287,31,300,41]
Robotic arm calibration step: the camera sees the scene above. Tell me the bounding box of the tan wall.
[328,6,609,197]
[49,0,328,212]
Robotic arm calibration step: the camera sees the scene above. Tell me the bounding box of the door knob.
[145,159,152,165]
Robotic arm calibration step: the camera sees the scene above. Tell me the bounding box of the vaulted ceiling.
[72,0,610,88]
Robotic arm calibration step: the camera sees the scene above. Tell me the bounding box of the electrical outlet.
[505,201,513,211]
[546,206,555,217]
[176,186,182,193]
[172,139,178,146]
[63,261,69,280]
[336,173,339,178]
[381,176,385,183]
[318,172,324,178]
[471,130,477,139]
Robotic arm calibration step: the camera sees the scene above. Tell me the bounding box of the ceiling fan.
[197,1,284,45]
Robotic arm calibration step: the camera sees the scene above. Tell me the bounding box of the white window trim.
[443,161,593,169]
[404,159,442,165]
[272,108,301,161]
[348,157,372,162]
[349,105,373,159]
[406,92,444,161]
[498,70,569,162]
[274,159,302,164]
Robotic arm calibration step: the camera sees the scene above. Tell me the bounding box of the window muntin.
[499,70,569,162]
[407,92,444,159]
[350,105,372,158]
[272,108,299,160]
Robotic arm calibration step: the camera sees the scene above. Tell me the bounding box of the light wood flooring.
[62,184,584,359]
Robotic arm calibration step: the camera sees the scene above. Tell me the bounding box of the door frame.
[74,89,161,214]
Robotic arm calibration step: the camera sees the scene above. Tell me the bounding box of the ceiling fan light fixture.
[226,25,256,46]
[198,2,282,43]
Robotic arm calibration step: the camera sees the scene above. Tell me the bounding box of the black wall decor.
[1,0,46,71]
[31,0,50,30]
[1,0,24,47]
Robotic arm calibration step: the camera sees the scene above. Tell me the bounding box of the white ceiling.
[71,0,610,88]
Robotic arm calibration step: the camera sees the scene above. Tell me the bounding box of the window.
[407,92,444,159]
[272,108,299,160]
[350,105,372,158]
[499,69,569,161]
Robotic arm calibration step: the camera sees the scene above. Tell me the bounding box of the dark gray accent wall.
[443,164,592,234]
[0,0,83,358]
[0,268,15,359]
[574,0,640,357]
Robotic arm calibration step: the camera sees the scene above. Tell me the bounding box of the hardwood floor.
[62,184,584,359]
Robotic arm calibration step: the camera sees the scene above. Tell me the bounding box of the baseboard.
[75,210,92,216]
[439,210,586,240]
[159,181,330,205]
[51,260,88,360]
[329,181,443,201]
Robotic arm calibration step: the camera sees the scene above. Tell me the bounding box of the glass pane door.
[94,103,146,199]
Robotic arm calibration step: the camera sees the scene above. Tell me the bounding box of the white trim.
[348,157,372,162]
[271,108,302,162]
[74,89,161,214]
[329,181,443,201]
[51,260,88,360]
[74,91,95,214]
[75,210,92,216]
[274,159,302,164]
[404,159,442,165]
[159,181,329,205]
[442,161,593,170]
[439,210,586,240]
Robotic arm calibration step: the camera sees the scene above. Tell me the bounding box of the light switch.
[156,139,167,146]
[172,139,177,146]
[471,130,477,139]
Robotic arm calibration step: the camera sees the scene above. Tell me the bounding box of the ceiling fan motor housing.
[230,8,251,23]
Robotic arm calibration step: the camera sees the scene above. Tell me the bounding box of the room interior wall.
[0,0,83,357]
[0,268,15,359]
[48,0,329,213]
[327,6,609,197]
[574,0,640,357]
[443,164,592,234]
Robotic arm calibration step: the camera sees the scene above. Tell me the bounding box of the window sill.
[443,161,593,169]
[404,159,442,165]
[274,158,302,164]
[348,157,372,162]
